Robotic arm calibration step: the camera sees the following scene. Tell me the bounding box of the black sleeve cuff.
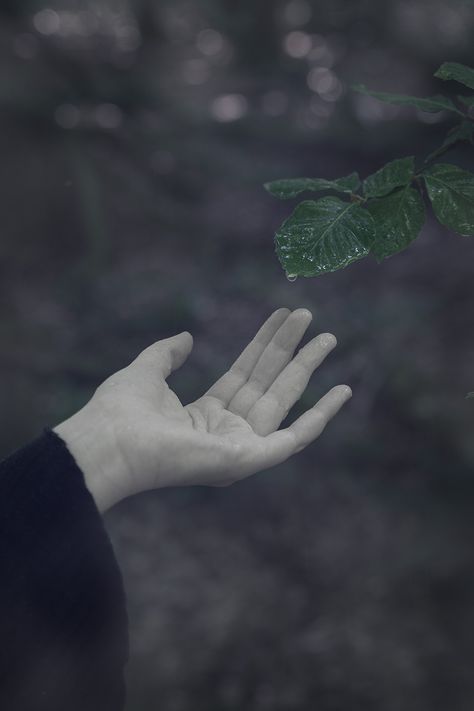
[0,428,129,711]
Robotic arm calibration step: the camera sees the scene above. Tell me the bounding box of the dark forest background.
[1,1,474,709]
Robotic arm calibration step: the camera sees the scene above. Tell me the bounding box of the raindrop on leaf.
[285,272,298,282]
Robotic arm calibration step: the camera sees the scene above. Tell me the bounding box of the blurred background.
[1,0,474,709]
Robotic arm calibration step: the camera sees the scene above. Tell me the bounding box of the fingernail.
[340,385,352,399]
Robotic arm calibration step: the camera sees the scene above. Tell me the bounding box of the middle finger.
[227,308,313,418]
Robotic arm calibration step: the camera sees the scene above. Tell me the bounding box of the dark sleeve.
[0,428,129,711]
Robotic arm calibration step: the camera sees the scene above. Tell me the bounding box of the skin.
[53,307,352,513]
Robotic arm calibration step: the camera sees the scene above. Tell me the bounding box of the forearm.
[0,429,129,709]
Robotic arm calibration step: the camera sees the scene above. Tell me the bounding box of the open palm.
[93,307,351,498]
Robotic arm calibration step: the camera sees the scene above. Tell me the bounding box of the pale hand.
[54,308,351,512]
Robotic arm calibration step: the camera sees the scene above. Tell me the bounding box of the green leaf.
[264,172,360,200]
[363,156,415,198]
[425,121,474,162]
[275,196,376,277]
[352,84,462,115]
[423,163,474,236]
[434,62,474,91]
[366,186,426,261]
[458,95,474,109]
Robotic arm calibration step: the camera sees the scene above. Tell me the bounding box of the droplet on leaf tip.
[285,272,298,282]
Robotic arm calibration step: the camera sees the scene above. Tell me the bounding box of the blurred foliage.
[1,1,474,710]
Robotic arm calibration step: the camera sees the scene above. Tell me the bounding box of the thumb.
[133,331,194,379]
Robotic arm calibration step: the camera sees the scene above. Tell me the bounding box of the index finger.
[254,384,352,469]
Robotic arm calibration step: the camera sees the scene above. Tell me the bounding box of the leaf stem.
[422,117,474,167]
[350,193,366,204]
[423,141,459,166]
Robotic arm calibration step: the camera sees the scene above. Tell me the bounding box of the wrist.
[53,403,130,513]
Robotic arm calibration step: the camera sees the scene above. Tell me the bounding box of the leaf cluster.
[264,62,474,278]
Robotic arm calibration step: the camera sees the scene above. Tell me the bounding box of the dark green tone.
[366,186,426,261]
[458,95,474,109]
[363,156,415,199]
[435,62,474,91]
[425,121,474,163]
[275,197,375,277]
[268,61,474,277]
[423,164,474,236]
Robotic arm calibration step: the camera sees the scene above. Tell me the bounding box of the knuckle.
[247,377,266,395]
[263,389,280,408]
[270,340,293,359]
[264,390,291,417]
[312,407,327,428]
[290,357,310,377]
[228,365,247,384]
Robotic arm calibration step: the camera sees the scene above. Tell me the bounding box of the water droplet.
[285,272,298,282]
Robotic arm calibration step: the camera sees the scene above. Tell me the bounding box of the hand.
[54,308,351,512]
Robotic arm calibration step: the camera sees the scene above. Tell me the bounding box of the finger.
[204,308,291,405]
[227,308,313,419]
[253,384,352,470]
[132,331,194,379]
[287,384,352,450]
[247,333,337,436]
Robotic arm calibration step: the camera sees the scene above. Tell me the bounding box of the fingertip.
[293,307,313,321]
[338,384,352,400]
[319,332,337,349]
[274,307,291,319]
[178,331,194,350]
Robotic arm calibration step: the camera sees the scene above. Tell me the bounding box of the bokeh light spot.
[283,31,312,58]
[307,35,335,67]
[33,8,60,35]
[211,94,248,122]
[197,28,225,56]
[307,67,341,99]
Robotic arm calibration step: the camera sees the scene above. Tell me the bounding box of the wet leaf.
[363,156,415,198]
[275,196,375,277]
[423,163,474,236]
[264,172,360,200]
[366,186,425,261]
